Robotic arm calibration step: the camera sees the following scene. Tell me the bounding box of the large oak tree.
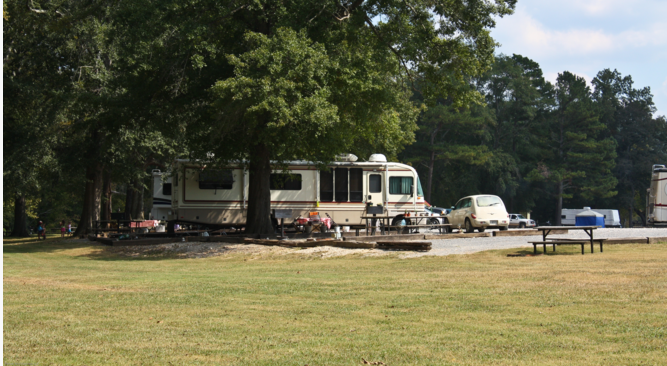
[186,0,516,233]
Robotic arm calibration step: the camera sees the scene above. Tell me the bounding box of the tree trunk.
[101,171,112,228]
[426,150,435,204]
[125,179,145,221]
[556,180,563,225]
[629,186,635,227]
[12,193,30,237]
[135,180,145,220]
[74,162,103,236]
[246,144,274,234]
[92,163,103,224]
[125,180,135,220]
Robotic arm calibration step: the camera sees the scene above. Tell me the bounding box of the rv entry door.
[365,171,384,207]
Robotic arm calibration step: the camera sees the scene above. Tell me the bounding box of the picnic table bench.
[397,224,451,234]
[360,214,449,236]
[529,238,606,255]
[534,225,605,255]
[348,225,367,236]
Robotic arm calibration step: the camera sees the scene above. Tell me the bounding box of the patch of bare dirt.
[104,241,391,259]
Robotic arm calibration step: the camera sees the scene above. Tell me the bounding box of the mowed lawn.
[4,236,667,365]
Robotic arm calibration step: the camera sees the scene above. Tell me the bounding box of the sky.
[490,0,667,117]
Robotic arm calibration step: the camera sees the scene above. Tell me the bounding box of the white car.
[445,195,509,233]
[509,214,536,228]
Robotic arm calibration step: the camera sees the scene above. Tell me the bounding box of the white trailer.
[169,154,425,228]
[149,170,172,221]
[647,164,667,226]
[561,208,621,227]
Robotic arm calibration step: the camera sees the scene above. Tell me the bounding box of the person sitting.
[37,221,46,240]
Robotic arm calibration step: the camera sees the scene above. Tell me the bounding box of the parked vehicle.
[149,170,172,221]
[509,214,536,228]
[647,164,667,227]
[444,195,509,233]
[169,154,426,229]
[561,208,621,227]
[423,206,451,230]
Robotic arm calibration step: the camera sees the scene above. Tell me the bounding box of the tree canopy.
[4,0,667,235]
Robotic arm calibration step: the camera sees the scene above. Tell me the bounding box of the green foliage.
[207,28,342,164]
[590,69,667,223]
[401,103,492,202]
[526,71,617,221]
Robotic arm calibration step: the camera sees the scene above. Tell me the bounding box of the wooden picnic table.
[535,226,603,254]
[360,214,449,235]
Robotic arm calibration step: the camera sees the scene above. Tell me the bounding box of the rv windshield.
[476,196,503,207]
[417,178,424,197]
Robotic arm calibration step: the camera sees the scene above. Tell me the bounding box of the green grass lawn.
[4,235,667,365]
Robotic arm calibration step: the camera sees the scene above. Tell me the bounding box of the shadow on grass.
[3,235,105,254]
[4,235,244,262]
[79,241,244,262]
[81,248,199,262]
[505,248,585,257]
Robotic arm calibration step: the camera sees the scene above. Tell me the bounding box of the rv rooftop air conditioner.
[653,164,666,172]
[337,154,358,162]
[368,154,387,163]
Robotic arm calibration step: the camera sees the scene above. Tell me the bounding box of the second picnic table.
[533,225,604,254]
[359,214,450,235]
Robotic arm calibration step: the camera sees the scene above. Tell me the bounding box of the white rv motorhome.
[150,170,172,221]
[169,154,425,227]
[561,208,621,227]
[647,164,667,226]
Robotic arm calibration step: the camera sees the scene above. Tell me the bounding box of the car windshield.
[476,196,503,207]
[516,214,525,219]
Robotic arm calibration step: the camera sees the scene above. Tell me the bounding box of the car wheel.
[519,222,526,229]
[499,226,508,231]
[465,219,474,233]
[428,218,440,230]
[478,227,485,232]
[442,219,450,234]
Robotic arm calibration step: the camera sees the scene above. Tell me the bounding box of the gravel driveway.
[410,227,667,257]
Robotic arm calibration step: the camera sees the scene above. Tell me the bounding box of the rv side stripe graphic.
[652,177,667,181]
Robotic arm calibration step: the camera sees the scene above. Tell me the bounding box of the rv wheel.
[391,216,409,234]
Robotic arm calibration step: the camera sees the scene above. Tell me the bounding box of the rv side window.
[270,173,302,190]
[320,169,333,201]
[199,169,234,190]
[369,174,382,193]
[350,168,363,202]
[335,168,348,201]
[163,183,172,196]
[561,215,566,219]
[389,177,413,195]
